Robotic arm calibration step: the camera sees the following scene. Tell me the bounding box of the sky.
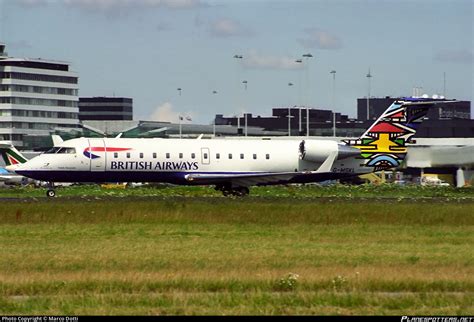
[1,0,472,124]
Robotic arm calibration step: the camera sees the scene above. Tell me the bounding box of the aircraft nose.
[5,164,19,172]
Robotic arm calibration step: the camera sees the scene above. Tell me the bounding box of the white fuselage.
[15,137,366,185]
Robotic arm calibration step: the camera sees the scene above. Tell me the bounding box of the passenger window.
[114,152,118,158]
[139,152,144,158]
[166,153,170,159]
[153,152,157,158]
[191,153,195,159]
[253,154,257,160]
[216,153,220,159]
[240,153,244,159]
[179,153,183,159]
[228,153,232,159]
[266,154,270,160]
[126,152,131,158]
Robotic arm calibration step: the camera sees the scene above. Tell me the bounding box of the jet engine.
[299,140,360,163]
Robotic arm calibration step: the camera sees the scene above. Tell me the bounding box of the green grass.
[0,183,473,200]
[0,191,473,315]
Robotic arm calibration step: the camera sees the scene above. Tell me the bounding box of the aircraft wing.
[184,151,340,187]
[184,171,334,187]
[185,172,298,186]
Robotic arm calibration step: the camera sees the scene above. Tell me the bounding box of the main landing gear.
[215,184,250,197]
[46,182,56,198]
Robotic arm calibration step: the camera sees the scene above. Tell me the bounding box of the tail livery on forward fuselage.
[12,98,447,196]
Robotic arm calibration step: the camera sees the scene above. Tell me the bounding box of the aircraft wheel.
[46,189,56,198]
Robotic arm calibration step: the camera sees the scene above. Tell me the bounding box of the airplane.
[0,143,30,185]
[0,135,66,186]
[9,97,449,197]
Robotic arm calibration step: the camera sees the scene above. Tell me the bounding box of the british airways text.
[110,161,199,171]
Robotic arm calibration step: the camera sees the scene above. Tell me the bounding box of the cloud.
[208,18,253,38]
[149,102,193,123]
[242,50,304,70]
[298,28,342,50]
[434,49,473,64]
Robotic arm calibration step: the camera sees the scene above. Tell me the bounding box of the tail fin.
[344,98,445,171]
[0,143,28,166]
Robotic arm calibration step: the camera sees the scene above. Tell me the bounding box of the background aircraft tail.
[0,144,28,166]
[344,98,443,171]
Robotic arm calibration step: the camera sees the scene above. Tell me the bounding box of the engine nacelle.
[299,140,338,163]
[299,140,360,163]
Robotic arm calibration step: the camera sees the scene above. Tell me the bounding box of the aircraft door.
[88,139,106,171]
[201,147,210,165]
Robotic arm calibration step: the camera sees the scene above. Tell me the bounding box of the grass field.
[0,185,473,315]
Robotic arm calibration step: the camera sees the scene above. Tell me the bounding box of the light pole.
[306,107,310,137]
[179,115,191,139]
[242,80,248,136]
[295,59,303,135]
[288,82,294,136]
[330,70,336,137]
[302,53,313,137]
[212,90,218,137]
[233,54,243,135]
[177,88,182,138]
[302,53,313,106]
[366,69,372,120]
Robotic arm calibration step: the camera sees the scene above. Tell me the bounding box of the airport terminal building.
[0,43,80,149]
[79,96,133,121]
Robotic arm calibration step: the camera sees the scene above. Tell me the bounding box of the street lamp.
[212,90,218,137]
[177,87,182,96]
[294,59,303,135]
[366,68,372,120]
[242,80,248,136]
[302,53,313,137]
[288,82,294,136]
[178,115,192,139]
[330,70,336,137]
[233,54,243,135]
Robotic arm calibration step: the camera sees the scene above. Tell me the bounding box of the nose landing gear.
[46,182,56,198]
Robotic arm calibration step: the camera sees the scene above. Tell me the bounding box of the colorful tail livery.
[0,143,28,166]
[344,98,445,171]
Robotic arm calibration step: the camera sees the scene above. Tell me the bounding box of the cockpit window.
[57,147,76,154]
[45,147,61,154]
[45,147,76,154]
